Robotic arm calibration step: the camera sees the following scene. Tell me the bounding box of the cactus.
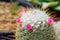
[16,8,57,40]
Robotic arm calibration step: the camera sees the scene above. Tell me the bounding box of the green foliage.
[48,2,59,8]
[54,5,60,11]
[30,0,42,6]
[44,2,59,11]
[29,0,60,11]
[38,0,60,2]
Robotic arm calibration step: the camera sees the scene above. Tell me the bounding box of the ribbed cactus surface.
[16,8,57,40]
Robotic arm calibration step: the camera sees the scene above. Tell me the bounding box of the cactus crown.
[16,8,57,40]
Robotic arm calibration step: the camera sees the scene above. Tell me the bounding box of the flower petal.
[47,17,53,24]
[19,10,25,15]
[16,18,22,23]
[26,23,32,29]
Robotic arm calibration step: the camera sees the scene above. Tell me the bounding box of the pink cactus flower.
[26,23,32,30]
[47,17,54,24]
[19,10,25,15]
[16,18,22,23]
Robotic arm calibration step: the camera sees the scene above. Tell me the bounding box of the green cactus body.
[16,8,57,40]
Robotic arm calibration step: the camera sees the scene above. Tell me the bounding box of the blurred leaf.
[48,2,59,8]
[30,0,42,6]
[43,0,55,2]
[38,0,43,2]
[54,5,60,11]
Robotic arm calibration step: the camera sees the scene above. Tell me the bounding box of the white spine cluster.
[21,8,49,28]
